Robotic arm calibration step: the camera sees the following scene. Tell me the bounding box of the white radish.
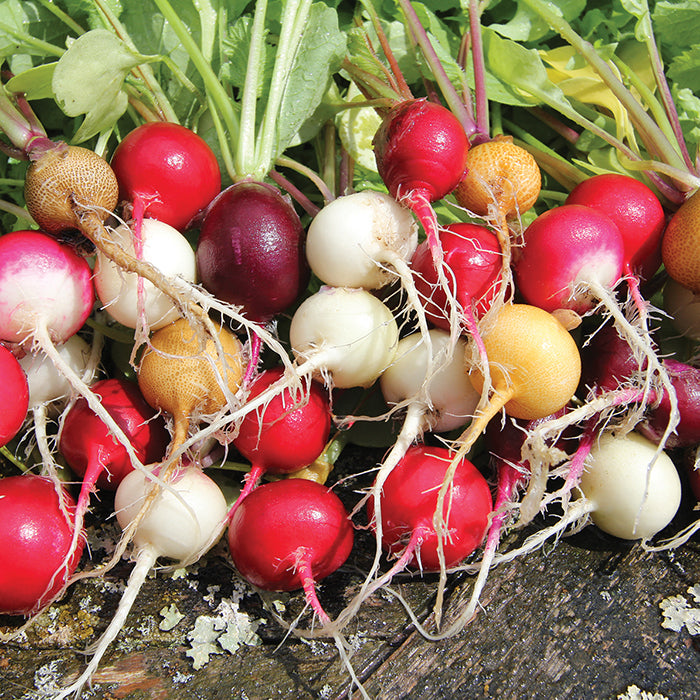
[94,218,197,331]
[54,466,227,699]
[577,431,682,540]
[289,286,399,389]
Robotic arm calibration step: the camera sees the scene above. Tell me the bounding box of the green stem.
[0,446,29,474]
[236,0,268,178]
[0,20,64,57]
[0,199,35,225]
[520,0,687,175]
[255,0,313,179]
[36,0,85,35]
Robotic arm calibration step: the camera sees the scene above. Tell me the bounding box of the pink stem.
[404,189,443,268]
[226,463,264,522]
[242,328,263,387]
[297,556,330,625]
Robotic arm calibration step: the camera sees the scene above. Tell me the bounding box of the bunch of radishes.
[1,1,699,698]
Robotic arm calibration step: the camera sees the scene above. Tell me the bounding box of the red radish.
[565,173,666,282]
[55,465,228,698]
[0,474,84,616]
[374,99,470,269]
[59,378,169,491]
[229,366,331,513]
[368,444,491,572]
[196,181,309,323]
[110,121,221,232]
[228,479,353,612]
[411,221,505,370]
[334,444,491,634]
[412,223,503,330]
[0,344,29,447]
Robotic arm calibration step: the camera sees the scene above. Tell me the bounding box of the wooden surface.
[1,445,699,700]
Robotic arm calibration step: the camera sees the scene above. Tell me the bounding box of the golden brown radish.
[137,317,245,454]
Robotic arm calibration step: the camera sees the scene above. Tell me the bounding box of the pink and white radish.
[513,204,679,449]
[54,465,228,699]
[0,230,154,480]
[0,474,84,616]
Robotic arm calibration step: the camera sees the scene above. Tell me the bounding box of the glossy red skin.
[59,378,169,489]
[0,475,84,615]
[228,479,354,591]
[373,99,470,202]
[233,367,331,474]
[566,173,666,281]
[110,122,221,231]
[368,444,492,571]
[196,181,309,321]
[411,222,502,330]
[514,204,625,313]
[0,344,29,447]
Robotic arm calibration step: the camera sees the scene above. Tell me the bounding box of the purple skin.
[196,181,309,322]
[580,325,700,449]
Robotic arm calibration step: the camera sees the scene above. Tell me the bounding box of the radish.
[333,444,491,633]
[288,286,399,390]
[411,221,506,373]
[380,329,480,435]
[109,121,221,232]
[305,190,418,291]
[452,137,542,290]
[373,98,470,260]
[0,474,84,616]
[59,377,169,491]
[17,332,100,481]
[662,188,700,293]
[0,344,29,448]
[577,431,682,540]
[453,137,542,222]
[137,317,245,458]
[0,231,144,477]
[54,465,228,699]
[195,181,309,323]
[94,217,197,332]
[228,479,353,603]
[565,173,666,283]
[514,203,678,448]
[229,366,332,513]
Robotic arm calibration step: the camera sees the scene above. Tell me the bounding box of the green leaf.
[653,0,700,50]
[275,2,346,156]
[481,25,571,110]
[667,45,700,94]
[5,61,56,100]
[52,28,154,141]
[489,0,585,42]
